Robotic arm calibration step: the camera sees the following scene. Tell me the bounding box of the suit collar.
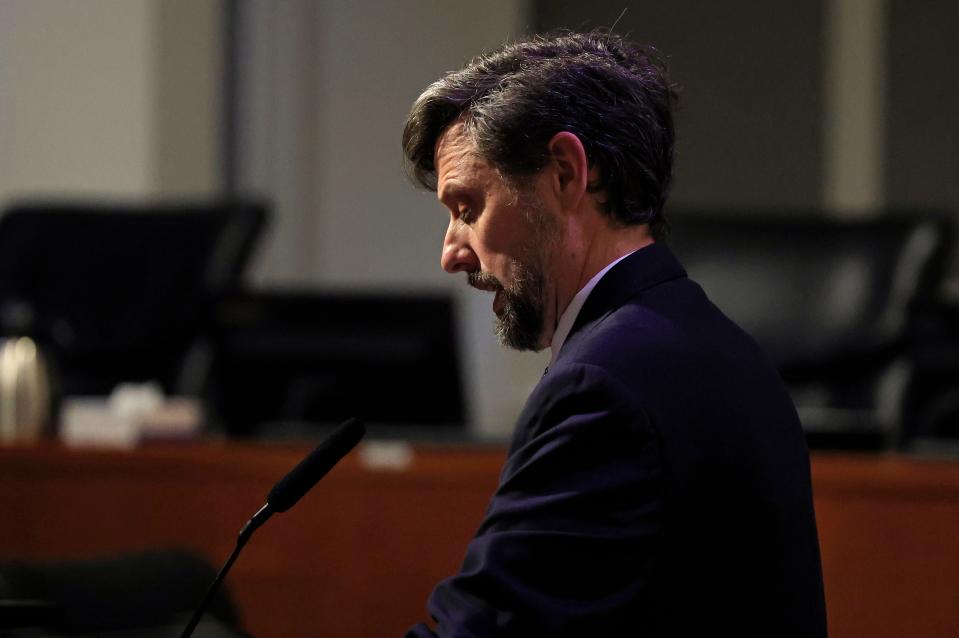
[556,241,686,359]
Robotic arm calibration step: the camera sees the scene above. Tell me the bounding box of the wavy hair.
[402,31,678,240]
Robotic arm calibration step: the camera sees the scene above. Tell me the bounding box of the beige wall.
[154,0,223,196]
[0,0,221,205]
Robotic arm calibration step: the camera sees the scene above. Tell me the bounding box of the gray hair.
[402,31,678,240]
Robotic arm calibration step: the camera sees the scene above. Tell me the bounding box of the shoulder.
[557,270,776,404]
[509,360,655,464]
[546,283,712,397]
[492,359,662,538]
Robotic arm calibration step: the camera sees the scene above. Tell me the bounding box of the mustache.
[467,270,503,292]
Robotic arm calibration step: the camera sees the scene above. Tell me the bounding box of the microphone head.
[266,417,366,513]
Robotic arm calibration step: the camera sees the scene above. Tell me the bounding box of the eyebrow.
[438,183,470,205]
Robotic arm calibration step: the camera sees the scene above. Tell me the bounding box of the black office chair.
[0,549,243,636]
[668,210,953,449]
[0,200,268,399]
[900,297,959,448]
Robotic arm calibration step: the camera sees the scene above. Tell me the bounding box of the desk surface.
[0,442,957,638]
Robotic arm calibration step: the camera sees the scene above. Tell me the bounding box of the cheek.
[478,218,530,263]
[480,240,528,283]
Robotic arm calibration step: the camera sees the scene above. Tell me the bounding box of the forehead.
[434,122,497,201]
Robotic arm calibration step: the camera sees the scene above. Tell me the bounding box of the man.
[402,32,827,637]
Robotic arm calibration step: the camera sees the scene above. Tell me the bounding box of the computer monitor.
[205,291,466,438]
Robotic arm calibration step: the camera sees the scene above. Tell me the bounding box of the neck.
[574,224,654,291]
[543,220,653,347]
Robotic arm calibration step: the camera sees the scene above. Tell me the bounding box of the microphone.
[181,418,366,638]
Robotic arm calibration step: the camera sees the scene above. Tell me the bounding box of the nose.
[441,219,478,274]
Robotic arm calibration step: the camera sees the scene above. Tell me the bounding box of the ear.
[545,132,589,210]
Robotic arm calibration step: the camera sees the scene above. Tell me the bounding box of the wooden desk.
[0,443,956,637]
[812,452,959,638]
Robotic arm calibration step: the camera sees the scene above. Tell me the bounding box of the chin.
[495,316,548,352]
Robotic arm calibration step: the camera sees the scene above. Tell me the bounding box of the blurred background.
[3,0,959,444]
[2,0,959,443]
[0,1,957,636]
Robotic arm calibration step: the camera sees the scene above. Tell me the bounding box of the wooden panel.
[0,442,504,637]
[813,453,959,638]
[0,444,957,637]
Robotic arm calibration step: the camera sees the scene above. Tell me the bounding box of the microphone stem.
[180,527,251,638]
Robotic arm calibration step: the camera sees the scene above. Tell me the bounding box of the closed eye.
[458,206,475,224]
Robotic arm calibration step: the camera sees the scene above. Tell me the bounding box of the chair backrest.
[669,211,951,370]
[0,549,239,634]
[0,200,268,395]
[668,210,953,447]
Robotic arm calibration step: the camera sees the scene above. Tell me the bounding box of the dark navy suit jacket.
[408,243,827,637]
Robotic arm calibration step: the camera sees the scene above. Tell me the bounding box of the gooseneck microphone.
[181,418,366,638]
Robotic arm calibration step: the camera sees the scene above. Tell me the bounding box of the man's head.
[403,31,676,238]
[403,31,677,350]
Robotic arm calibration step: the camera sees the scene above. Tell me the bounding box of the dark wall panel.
[887,0,959,213]
[534,1,824,210]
